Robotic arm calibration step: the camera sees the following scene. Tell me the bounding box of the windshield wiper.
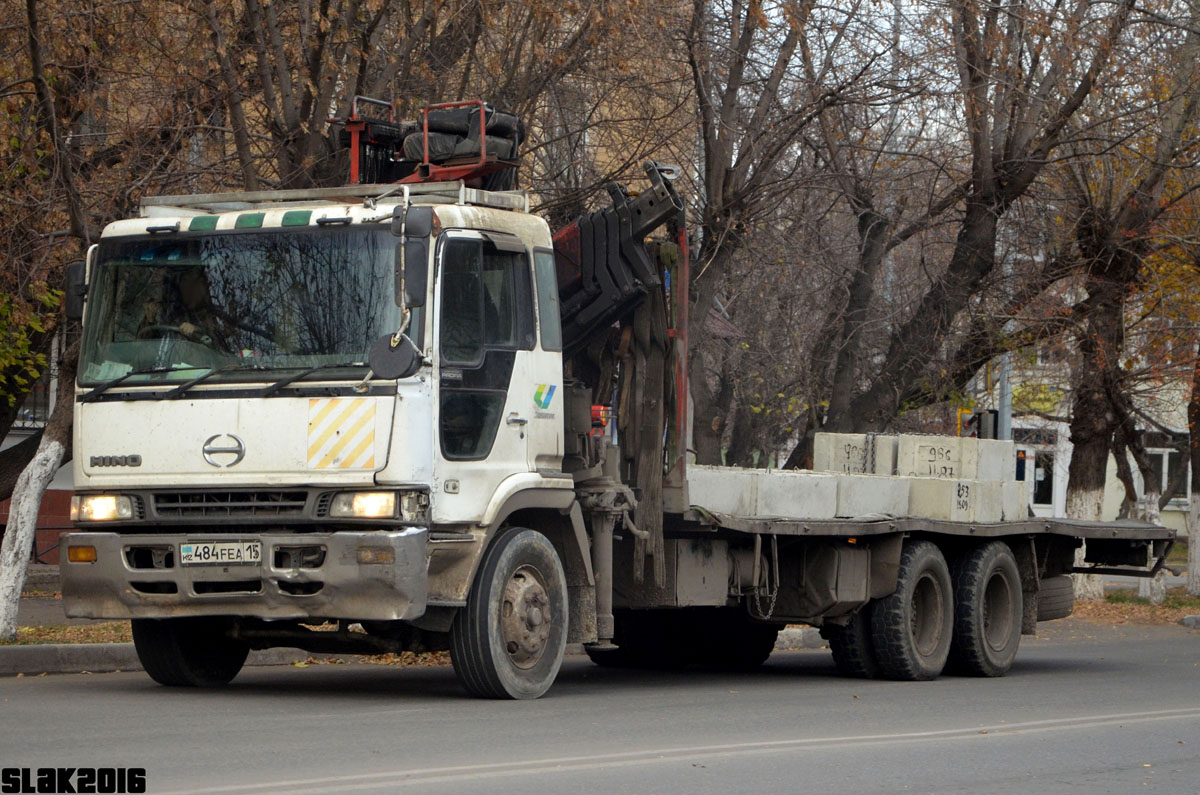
[162,363,271,400]
[78,365,201,403]
[258,361,367,398]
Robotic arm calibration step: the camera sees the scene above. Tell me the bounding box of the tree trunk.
[0,430,44,505]
[1064,283,1125,600]
[1188,505,1200,597]
[1187,350,1200,596]
[0,340,76,641]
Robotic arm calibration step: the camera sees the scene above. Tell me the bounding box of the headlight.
[72,494,133,522]
[330,491,397,519]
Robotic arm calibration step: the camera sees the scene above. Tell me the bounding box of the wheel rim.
[910,572,944,657]
[500,564,552,670]
[982,569,1015,652]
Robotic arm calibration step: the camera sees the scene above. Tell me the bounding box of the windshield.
[79,226,417,385]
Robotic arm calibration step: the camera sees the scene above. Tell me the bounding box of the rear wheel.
[949,542,1023,677]
[870,540,953,681]
[825,603,879,679]
[131,617,248,687]
[450,527,568,699]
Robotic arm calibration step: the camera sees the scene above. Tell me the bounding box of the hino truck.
[59,100,1174,698]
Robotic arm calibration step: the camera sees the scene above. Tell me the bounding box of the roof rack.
[329,97,523,189]
[139,181,529,215]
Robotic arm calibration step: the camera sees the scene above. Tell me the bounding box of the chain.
[749,535,780,620]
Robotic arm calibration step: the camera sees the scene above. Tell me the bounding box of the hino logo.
[202,434,246,468]
[90,455,142,467]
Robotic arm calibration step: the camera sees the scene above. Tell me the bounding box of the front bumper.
[60,529,428,622]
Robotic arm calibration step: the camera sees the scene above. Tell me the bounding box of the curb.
[563,627,826,657]
[5,627,828,676]
[0,644,307,676]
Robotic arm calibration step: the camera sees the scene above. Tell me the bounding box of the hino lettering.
[59,99,1173,700]
[89,456,142,468]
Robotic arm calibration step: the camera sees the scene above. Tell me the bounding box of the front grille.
[153,491,309,519]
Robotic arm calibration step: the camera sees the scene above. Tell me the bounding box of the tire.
[450,527,568,699]
[130,617,248,687]
[949,542,1022,677]
[870,539,954,681]
[1037,574,1075,621]
[826,603,879,679]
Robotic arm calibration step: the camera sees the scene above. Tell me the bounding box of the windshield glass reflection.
[80,227,412,385]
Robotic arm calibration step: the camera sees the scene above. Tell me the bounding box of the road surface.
[2,619,1198,794]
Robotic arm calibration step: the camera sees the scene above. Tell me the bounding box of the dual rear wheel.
[827,539,1023,681]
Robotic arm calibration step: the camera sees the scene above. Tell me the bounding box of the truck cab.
[63,182,592,697]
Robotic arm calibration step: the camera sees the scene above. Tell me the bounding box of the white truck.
[59,100,1173,698]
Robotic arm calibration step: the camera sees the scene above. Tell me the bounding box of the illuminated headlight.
[72,494,133,522]
[330,491,397,519]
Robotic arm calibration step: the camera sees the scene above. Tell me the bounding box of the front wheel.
[450,527,568,699]
[870,539,953,681]
[131,617,248,687]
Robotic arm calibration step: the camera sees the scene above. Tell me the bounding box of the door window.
[438,235,533,460]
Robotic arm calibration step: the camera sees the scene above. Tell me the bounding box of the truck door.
[434,232,537,521]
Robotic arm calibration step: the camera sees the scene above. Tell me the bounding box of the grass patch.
[1,622,132,646]
[1106,587,1200,611]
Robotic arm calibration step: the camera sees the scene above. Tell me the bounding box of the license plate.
[180,541,262,566]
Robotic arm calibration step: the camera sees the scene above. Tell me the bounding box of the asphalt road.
[2,619,1198,795]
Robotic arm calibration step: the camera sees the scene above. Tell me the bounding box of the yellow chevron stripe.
[308,397,342,433]
[316,410,375,469]
[340,430,377,469]
[308,399,366,460]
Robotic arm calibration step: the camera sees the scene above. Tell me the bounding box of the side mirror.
[368,334,421,380]
[393,205,433,309]
[390,204,434,237]
[65,260,87,320]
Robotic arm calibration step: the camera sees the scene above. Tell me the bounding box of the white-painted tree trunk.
[1067,487,1107,600]
[1188,496,1200,597]
[1138,489,1166,604]
[0,439,65,641]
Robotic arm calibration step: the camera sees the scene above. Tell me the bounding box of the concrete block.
[977,439,1017,481]
[897,435,978,479]
[813,433,897,475]
[1001,480,1030,521]
[836,474,910,518]
[755,470,838,519]
[687,465,757,515]
[908,478,1002,522]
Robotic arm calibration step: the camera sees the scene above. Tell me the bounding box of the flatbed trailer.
[58,99,1172,698]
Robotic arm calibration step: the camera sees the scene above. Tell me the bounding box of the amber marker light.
[68,546,98,563]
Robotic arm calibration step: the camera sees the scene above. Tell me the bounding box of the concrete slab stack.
[689,433,1028,523]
